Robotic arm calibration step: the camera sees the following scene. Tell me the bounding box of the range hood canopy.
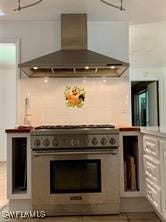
[19,14,129,78]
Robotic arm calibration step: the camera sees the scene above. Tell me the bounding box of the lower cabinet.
[160,140,166,219]
[7,133,31,199]
[145,178,161,212]
[143,134,166,221]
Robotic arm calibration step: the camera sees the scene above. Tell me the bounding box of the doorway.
[0,43,17,161]
[131,81,159,126]
[0,41,18,209]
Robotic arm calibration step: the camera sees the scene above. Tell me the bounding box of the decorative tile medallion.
[64,86,86,108]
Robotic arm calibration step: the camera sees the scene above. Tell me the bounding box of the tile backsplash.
[18,77,130,126]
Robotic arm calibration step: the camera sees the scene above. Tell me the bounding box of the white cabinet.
[143,136,160,159]
[142,134,166,220]
[145,178,161,212]
[7,133,31,199]
[143,135,161,213]
[160,140,166,219]
[144,155,160,187]
[119,131,145,197]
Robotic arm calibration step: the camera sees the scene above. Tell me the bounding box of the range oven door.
[32,151,120,206]
[50,159,101,194]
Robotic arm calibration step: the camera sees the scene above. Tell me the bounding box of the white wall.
[19,77,129,126]
[0,21,61,62]
[0,68,17,161]
[0,20,129,127]
[129,22,166,68]
[88,22,129,62]
[0,21,128,63]
[129,22,166,126]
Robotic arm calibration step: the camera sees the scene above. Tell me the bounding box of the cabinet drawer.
[143,136,159,159]
[146,178,161,212]
[144,155,160,186]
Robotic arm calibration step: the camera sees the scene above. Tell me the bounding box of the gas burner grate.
[34,124,115,130]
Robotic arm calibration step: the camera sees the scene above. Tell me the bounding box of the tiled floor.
[0,212,161,222]
[0,162,162,222]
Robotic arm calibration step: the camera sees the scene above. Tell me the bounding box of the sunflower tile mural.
[64,86,86,108]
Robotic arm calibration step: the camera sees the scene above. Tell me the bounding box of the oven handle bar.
[32,150,118,156]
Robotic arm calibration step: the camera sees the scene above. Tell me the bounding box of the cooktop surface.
[35,124,115,130]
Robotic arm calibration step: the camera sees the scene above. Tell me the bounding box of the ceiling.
[0,0,166,24]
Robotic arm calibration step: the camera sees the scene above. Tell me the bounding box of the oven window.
[50,159,101,193]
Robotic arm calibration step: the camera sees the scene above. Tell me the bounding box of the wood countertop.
[6,125,140,133]
[116,126,140,132]
[5,126,33,133]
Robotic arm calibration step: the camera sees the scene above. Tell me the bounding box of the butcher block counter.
[5,125,140,133]
[5,126,33,133]
[117,126,140,132]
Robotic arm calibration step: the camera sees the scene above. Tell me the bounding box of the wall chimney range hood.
[19,14,129,78]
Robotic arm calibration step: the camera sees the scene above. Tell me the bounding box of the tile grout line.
[126,213,130,222]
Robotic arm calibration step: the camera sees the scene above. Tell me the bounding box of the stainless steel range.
[31,125,120,216]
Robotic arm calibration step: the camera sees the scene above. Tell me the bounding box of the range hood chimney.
[19,14,129,78]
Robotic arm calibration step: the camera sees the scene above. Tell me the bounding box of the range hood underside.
[19,49,129,78]
[21,67,128,78]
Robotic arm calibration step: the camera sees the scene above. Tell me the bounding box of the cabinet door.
[144,154,160,187]
[143,136,159,159]
[160,140,166,219]
[145,178,161,212]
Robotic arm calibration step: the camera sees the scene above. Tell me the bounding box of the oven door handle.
[32,150,118,156]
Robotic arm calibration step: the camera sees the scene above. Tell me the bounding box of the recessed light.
[0,9,6,16]
[33,67,38,70]
[85,66,90,70]
[110,66,116,69]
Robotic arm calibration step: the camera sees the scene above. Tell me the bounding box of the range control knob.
[71,139,79,146]
[100,137,107,145]
[110,137,116,145]
[43,138,50,147]
[84,138,89,145]
[92,137,98,145]
[80,138,89,146]
[52,138,58,146]
[34,139,41,147]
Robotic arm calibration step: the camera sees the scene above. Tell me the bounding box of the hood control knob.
[101,137,107,145]
[92,137,98,145]
[43,138,50,147]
